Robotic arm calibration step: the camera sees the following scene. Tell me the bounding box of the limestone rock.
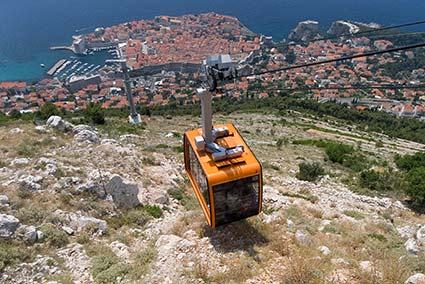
[18,175,43,191]
[15,225,38,244]
[295,230,310,244]
[155,235,184,259]
[57,244,93,283]
[327,20,360,36]
[416,225,425,245]
[105,175,141,209]
[109,241,130,261]
[319,246,331,256]
[405,238,420,255]
[35,126,47,133]
[11,158,31,167]
[406,274,425,284]
[288,20,321,42]
[46,116,73,132]
[9,128,23,134]
[53,210,107,236]
[0,214,20,238]
[0,195,9,205]
[74,129,99,144]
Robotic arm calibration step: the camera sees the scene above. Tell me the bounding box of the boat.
[40,63,45,68]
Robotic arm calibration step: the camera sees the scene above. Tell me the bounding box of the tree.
[8,109,21,119]
[40,102,59,120]
[84,103,105,125]
[406,166,425,207]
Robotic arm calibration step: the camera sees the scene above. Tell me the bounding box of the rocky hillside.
[0,112,424,284]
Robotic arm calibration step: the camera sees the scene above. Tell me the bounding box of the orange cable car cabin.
[184,123,263,228]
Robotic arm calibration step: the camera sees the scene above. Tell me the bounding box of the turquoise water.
[1,0,425,82]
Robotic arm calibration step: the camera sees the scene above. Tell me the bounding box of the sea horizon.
[1,0,425,82]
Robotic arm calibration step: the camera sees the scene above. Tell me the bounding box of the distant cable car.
[184,54,263,228]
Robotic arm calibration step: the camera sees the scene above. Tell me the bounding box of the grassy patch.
[281,191,319,203]
[128,247,156,280]
[167,187,199,211]
[0,242,34,272]
[144,205,163,218]
[343,210,365,220]
[296,161,325,182]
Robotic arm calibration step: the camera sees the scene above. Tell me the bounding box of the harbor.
[45,49,116,82]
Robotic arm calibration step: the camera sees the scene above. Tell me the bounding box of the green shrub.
[129,247,156,279]
[40,224,69,248]
[406,166,425,206]
[144,205,163,218]
[123,208,151,227]
[84,103,105,125]
[0,243,32,271]
[395,152,425,171]
[94,264,129,284]
[91,254,119,278]
[16,206,47,225]
[325,142,354,164]
[296,162,325,182]
[360,169,406,192]
[39,102,59,120]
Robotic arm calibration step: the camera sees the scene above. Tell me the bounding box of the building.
[72,36,87,54]
[68,75,101,92]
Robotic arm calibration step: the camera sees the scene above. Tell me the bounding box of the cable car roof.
[185,123,261,185]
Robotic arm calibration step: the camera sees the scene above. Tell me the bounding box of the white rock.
[47,116,73,132]
[287,219,295,229]
[35,126,47,133]
[263,211,280,224]
[53,210,107,236]
[397,225,417,239]
[331,258,349,266]
[155,235,183,258]
[0,195,9,205]
[319,219,331,231]
[19,225,37,244]
[405,238,420,255]
[105,175,141,209]
[416,225,425,245]
[0,214,20,238]
[72,124,94,134]
[18,175,43,191]
[318,245,331,256]
[109,241,130,261]
[62,226,74,235]
[359,261,372,273]
[295,230,310,244]
[11,158,31,167]
[10,128,23,134]
[405,273,425,284]
[74,129,99,144]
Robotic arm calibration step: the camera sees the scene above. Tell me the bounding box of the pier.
[50,45,76,53]
[47,59,67,76]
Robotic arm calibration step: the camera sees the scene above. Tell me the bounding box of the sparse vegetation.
[39,224,69,248]
[343,210,365,220]
[0,242,33,272]
[296,161,325,182]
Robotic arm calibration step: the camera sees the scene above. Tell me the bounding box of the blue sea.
[1,0,425,82]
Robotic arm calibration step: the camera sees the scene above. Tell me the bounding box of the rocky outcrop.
[327,20,360,36]
[73,125,99,144]
[406,274,425,284]
[46,116,74,132]
[105,175,141,209]
[57,244,93,283]
[288,20,321,42]
[0,214,20,238]
[53,210,108,236]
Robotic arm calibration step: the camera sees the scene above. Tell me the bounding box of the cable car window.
[188,145,210,208]
[213,175,260,226]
